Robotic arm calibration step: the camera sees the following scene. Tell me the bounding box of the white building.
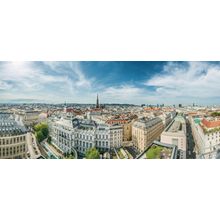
[190,116,220,158]
[160,115,187,159]
[50,117,123,154]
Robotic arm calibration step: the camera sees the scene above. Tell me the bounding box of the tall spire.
[96,94,99,108]
[64,101,67,113]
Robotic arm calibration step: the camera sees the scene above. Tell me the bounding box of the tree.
[36,131,44,143]
[85,147,100,159]
[48,136,52,144]
[211,112,220,117]
[63,151,75,159]
[67,154,75,159]
[41,126,49,138]
[34,122,49,142]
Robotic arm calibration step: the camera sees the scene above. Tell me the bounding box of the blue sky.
[0,61,220,105]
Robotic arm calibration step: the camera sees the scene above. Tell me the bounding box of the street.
[124,146,140,159]
[186,119,196,159]
[26,132,42,159]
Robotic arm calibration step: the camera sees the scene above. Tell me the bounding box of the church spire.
[96,94,99,108]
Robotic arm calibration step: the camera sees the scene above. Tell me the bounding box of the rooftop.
[0,112,27,137]
[167,121,182,132]
[133,117,162,129]
[137,141,178,159]
[164,115,186,134]
[201,118,220,129]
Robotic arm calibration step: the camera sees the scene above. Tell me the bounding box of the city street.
[124,146,140,159]
[26,132,42,159]
[186,119,196,159]
[41,141,64,159]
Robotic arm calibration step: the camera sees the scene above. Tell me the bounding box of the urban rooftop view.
[1,61,220,159]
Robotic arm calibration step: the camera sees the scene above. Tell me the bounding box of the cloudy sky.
[0,61,220,105]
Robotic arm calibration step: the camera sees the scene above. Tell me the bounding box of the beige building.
[105,119,133,142]
[160,115,187,159]
[0,113,28,159]
[132,117,164,152]
[123,122,132,141]
[15,110,41,126]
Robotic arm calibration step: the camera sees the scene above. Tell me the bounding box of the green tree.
[34,123,49,142]
[211,112,220,117]
[36,131,44,143]
[48,136,52,144]
[41,126,49,138]
[85,147,100,159]
[67,154,75,159]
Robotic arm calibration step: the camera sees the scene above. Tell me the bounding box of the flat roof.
[136,141,178,159]
[167,120,182,132]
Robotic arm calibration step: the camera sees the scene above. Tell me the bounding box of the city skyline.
[1,61,220,105]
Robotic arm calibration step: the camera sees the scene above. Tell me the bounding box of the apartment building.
[191,116,220,158]
[106,119,133,142]
[132,117,164,152]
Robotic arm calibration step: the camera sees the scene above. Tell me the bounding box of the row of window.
[0,144,26,157]
[0,136,26,145]
[76,134,110,140]
[208,136,220,140]
[207,132,220,136]
[56,133,124,141]
[77,140,109,148]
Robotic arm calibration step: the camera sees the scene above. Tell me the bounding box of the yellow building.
[132,117,164,152]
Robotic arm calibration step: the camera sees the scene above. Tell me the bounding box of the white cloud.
[100,85,147,104]
[1,61,219,105]
[69,62,91,88]
[43,61,92,88]
[0,81,12,90]
[0,61,93,102]
[145,62,220,104]
[0,62,68,91]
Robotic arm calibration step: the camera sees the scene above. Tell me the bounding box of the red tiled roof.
[201,118,220,128]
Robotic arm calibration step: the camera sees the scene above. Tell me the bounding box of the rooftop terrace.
[137,141,178,159]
